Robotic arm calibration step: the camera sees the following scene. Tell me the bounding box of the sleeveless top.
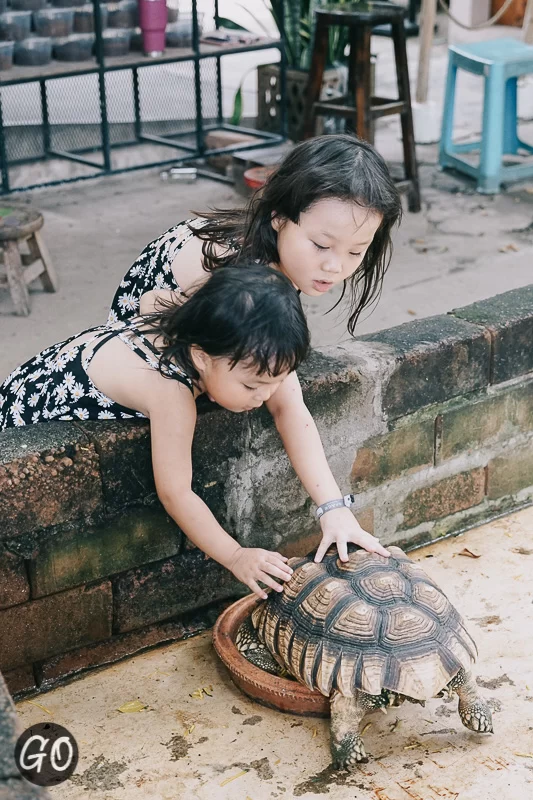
[0,321,193,431]
[108,218,210,325]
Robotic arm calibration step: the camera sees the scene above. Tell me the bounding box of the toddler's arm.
[147,382,292,598]
[266,372,389,562]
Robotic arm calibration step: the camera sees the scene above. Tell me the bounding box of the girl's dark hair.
[191,134,402,336]
[142,264,310,382]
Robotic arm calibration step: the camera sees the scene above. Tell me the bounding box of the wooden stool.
[0,205,58,316]
[303,1,421,212]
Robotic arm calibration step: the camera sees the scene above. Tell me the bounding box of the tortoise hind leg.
[235,616,284,676]
[330,691,372,769]
[448,668,494,733]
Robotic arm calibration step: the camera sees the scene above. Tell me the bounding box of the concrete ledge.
[1,285,532,700]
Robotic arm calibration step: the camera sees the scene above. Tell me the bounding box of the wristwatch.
[315,494,356,520]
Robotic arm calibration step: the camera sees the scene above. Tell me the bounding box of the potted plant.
[228,0,354,140]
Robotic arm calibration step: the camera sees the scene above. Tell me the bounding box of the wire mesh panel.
[104,69,137,146]
[137,60,198,139]
[46,73,104,158]
[1,82,45,164]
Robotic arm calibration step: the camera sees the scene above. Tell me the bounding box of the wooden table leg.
[303,17,330,139]
[393,19,421,212]
[4,240,31,316]
[28,230,59,293]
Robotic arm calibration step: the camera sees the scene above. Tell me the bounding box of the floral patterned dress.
[108,218,210,325]
[0,322,193,431]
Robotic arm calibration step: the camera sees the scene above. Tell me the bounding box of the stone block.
[402,468,486,529]
[358,315,491,419]
[0,548,29,609]
[0,581,112,672]
[37,600,231,688]
[113,550,243,633]
[0,425,102,540]
[3,665,36,697]
[28,506,182,598]
[351,420,435,489]
[451,285,533,383]
[487,443,533,499]
[441,382,533,459]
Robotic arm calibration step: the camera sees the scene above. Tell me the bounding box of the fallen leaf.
[189,689,205,700]
[220,769,248,786]
[407,309,417,316]
[185,724,195,735]
[457,548,481,559]
[514,752,533,758]
[312,727,318,738]
[362,722,373,735]
[202,685,213,697]
[414,238,426,244]
[117,700,147,713]
[389,718,401,732]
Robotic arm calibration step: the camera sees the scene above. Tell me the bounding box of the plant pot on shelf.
[257,62,344,142]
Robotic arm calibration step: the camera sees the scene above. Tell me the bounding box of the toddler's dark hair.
[142,264,310,382]
[191,134,402,335]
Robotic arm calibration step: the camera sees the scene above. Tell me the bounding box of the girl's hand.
[314,507,390,563]
[228,547,293,600]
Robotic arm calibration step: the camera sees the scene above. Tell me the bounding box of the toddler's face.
[271,198,382,296]
[198,356,290,413]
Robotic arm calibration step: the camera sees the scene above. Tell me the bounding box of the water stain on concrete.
[234,756,274,780]
[293,765,370,796]
[487,698,503,713]
[476,674,515,690]
[231,705,244,714]
[69,755,127,791]
[472,615,503,627]
[436,704,456,718]
[242,715,263,726]
[511,546,533,555]
[420,727,457,735]
[164,733,191,760]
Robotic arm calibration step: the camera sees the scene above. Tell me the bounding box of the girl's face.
[192,350,289,413]
[271,198,382,296]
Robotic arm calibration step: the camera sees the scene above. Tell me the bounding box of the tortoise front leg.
[330,691,372,769]
[448,668,494,734]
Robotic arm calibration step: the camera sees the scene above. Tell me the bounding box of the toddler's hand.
[228,547,293,600]
[314,507,389,563]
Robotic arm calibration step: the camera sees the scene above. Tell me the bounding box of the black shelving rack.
[0,0,287,193]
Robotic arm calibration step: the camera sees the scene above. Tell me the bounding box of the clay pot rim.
[212,593,330,715]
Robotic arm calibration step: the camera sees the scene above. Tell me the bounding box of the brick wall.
[1,285,532,703]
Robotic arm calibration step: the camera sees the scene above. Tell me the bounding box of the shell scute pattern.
[255,545,478,701]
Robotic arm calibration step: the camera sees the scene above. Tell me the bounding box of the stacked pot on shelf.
[0,0,193,70]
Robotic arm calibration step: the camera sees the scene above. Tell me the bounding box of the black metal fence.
[0,0,287,193]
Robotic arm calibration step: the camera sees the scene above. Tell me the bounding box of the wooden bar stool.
[303,1,421,212]
[0,205,58,316]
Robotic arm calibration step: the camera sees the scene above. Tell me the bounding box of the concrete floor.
[15,506,533,800]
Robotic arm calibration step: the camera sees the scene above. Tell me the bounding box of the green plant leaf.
[216,16,250,31]
[230,85,243,126]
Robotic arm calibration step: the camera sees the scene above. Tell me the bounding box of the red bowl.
[243,165,276,190]
[212,593,330,717]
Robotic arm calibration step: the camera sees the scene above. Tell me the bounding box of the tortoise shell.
[251,545,477,701]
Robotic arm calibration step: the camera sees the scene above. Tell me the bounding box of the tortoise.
[236,544,493,769]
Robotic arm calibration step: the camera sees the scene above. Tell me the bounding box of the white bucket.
[413,101,442,145]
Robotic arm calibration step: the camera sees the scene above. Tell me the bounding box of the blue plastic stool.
[439,39,533,193]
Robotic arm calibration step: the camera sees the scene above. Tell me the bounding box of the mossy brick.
[358,315,491,419]
[351,420,435,489]
[0,581,112,672]
[298,349,362,420]
[441,382,533,459]
[113,549,243,633]
[487,443,533,499]
[37,601,231,688]
[0,424,102,540]
[401,468,486,529]
[0,547,29,609]
[27,506,182,599]
[451,285,533,383]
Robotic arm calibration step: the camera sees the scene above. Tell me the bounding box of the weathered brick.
[0,547,29,609]
[0,424,102,540]
[358,315,491,419]
[28,506,182,598]
[0,581,112,672]
[451,285,533,383]
[3,665,36,696]
[79,420,153,511]
[402,468,486,529]
[351,420,434,489]
[113,550,243,633]
[441,382,533,459]
[487,443,533,499]
[37,600,232,688]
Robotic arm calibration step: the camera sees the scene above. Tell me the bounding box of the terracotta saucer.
[212,593,330,717]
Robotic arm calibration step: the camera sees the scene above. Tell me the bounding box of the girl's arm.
[266,372,389,563]
[146,380,292,599]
